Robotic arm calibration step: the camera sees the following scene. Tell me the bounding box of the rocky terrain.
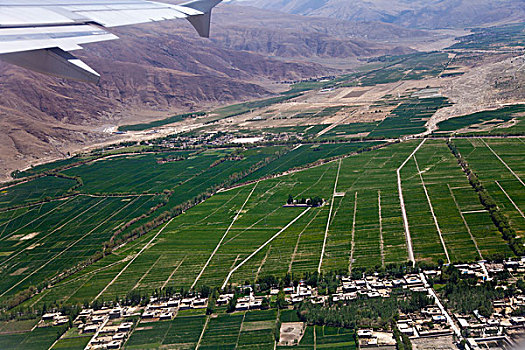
[0,3,424,181]
[243,0,525,29]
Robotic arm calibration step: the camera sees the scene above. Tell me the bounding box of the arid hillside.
[0,4,422,181]
[244,0,525,29]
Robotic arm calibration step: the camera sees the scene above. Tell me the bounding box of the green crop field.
[124,310,278,350]
[243,141,383,182]
[277,325,356,350]
[125,315,206,349]
[435,105,525,134]
[17,139,514,307]
[454,138,525,238]
[368,97,452,139]
[0,176,76,210]
[399,140,511,264]
[0,324,67,350]
[1,136,520,323]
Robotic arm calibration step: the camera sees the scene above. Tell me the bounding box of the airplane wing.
[0,0,222,83]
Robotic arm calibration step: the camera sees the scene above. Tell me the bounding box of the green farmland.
[11,138,519,311]
[0,133,522,350]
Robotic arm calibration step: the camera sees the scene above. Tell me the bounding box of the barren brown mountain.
[0,3,421,181]
[244,0,525,29]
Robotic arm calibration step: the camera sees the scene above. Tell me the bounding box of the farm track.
[413,155,451,264]
[378,190,385,267]
[397,139,426,265]
[348,192,358,274]
[318,159,341,273]
[191,181,259,289]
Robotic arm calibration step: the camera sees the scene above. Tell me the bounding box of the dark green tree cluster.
[286,195,323,207]
[295,290,431,330]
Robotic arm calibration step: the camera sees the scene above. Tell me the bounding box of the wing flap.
[0,0,223,82]
[0,25,118,55]
[76,8,188,28]
[0,47,100,83]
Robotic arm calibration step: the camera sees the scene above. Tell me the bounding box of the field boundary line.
[234,313,246,349]
[413,156,451,264]
[462,210,488,214]
[133,255,163,290]
[195,316,210,350]
[0,197,107,293]
[92,216,175,301]
[314,325,317,350]
[222,207,311,289]
[447,184,483,260]
[255,246,271,282]
[378,190,385,267]
[480,138,525,187]
[0,196,141,299]
[0,197,104,260]
[397,139,426,265]
[162,256,187,289]
[348,192,358,273]
[191,182,259,290]
[495,180,525,220]
[318,159,341,273]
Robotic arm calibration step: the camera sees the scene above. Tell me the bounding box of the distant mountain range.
[0,3,419,180]
[241,0,525,29]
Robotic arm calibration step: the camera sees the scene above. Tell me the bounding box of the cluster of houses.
[142,296,208,320]
[39,258,525,349]
[456,259,525,349]
[74,307,138,349]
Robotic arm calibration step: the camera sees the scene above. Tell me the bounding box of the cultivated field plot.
[368,97,452,139]
[454,138,525,237]
[243,142,382,182]
[400,140,511,264]
[62,148,277,195]
[0,194,161,302]
[125,315,206,349]
[7,140,516,309]
[24,141,518,305]
[435,105,525,135]
[0,323,67,350]
[0,176,76,210]
[237,309,277,350]
[125,309,278,350]
[277,325,356,350]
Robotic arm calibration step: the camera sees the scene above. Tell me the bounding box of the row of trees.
[448,141,525,255]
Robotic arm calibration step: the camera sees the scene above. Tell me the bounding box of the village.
[38,257,525,349]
